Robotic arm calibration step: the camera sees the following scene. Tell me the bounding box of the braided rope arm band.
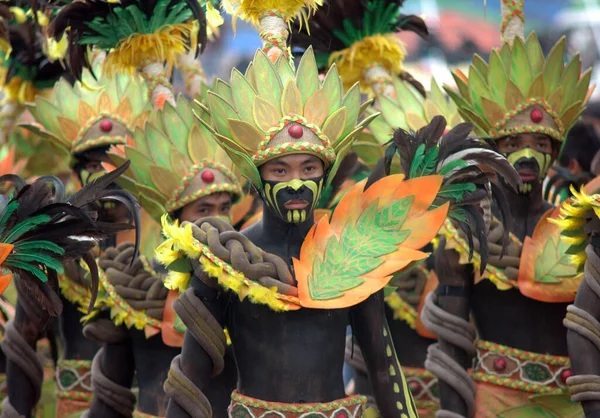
[85,348,136,417]
[163,288,227,417]
[421,293,476,418]
[564,245,600,403]
[0,320,43,418]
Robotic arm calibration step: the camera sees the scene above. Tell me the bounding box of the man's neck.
[501,181,553,240]
[248,206,315,262]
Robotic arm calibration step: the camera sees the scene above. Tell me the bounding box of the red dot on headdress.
[100,119,114,132]
[201,170,215,183]
[288,124,304,139]
[530,109,543,124]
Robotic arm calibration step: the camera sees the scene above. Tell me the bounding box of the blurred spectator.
[544,121,600,204]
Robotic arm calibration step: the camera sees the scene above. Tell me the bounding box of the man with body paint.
[422,1,594,416]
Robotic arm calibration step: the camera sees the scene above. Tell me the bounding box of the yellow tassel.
[206,2,224,41]
[164,271,191,292]
[8,7,27,24]
[45,35,68,61]
[102,23,194,77]
[36,11,49,27]
[223,0,321,27]
[550,216,586,230]
[328,34,405,92]
[561,234,587,246]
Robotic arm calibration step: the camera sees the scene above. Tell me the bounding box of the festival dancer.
[153,2,518,416]
[555,185,600,417]
[82,95,243,418]
[0,161,139,417]
[18,67,148,417]
[421,1,594,416]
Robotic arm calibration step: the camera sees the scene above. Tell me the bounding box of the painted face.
[259,154,325,224]
[178,192,233,223]
[496,133,554,194]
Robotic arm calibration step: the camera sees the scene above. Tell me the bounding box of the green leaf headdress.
[108,95,243,221]
[368,77,463,145]
[200,47,378,190]
[19,66,151,158]
[444,0,594,143]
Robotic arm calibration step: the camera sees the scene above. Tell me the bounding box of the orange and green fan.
[158,116,521,310]
[290,0,428,96]
[19,66,151,159]
[107,94,243,222]
[199,47,378,190]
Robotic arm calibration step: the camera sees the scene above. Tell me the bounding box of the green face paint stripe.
[310,179,324,213]
[264,183,284,218]
[506,147,553,182]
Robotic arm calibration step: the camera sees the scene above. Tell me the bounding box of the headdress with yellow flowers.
[19,67,151,160]
[0,1,67,140]
[444,0,594,143]
[290,0,428,97]
[107,95,242,221]
[201,47,378,189]
[47,0,207,108]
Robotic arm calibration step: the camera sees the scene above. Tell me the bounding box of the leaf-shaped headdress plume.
[445,0,594,142]
[47,0,207,107]
[389,115,521,272]
[201,47,378,190]
[368,77,463,146]
[107,95,242,222]
[0,162,139,316]
[222,0,322,63]
[19,66,151,158]
[290,0,428,96]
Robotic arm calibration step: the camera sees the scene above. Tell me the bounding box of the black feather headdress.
[0,161,140,317]
[386,115,522,273]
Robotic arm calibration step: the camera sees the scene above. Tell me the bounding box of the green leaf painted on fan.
[308,196,415,300]
[534,236,577,283]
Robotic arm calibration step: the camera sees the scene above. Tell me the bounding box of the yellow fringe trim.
[102,23,194,76]
[384,291,417,329]
[58,274,92,314]
[552,185,600,271]
[329,34,405,92]
[2,77,36,105]
[206,2,224,41]
[222,0,321,28]
[157,215,290,312]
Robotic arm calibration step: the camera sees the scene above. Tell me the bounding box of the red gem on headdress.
[530,109,544,124]
[493,358,507,372]
[288,124,304,139]
[201,170,215,183]
[561,369,574,382]
[100,119,114,132]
